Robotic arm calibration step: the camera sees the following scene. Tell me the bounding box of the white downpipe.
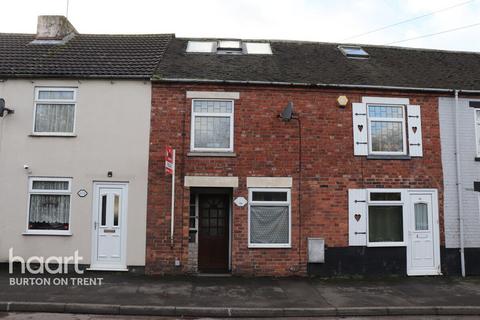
[454,90,466,277]
[170,149,175,246]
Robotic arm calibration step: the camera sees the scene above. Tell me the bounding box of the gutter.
[152,77,480,94]
[454,89,466,277]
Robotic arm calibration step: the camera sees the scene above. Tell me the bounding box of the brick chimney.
[35,15,77,40]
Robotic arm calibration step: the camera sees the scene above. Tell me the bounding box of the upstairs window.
[33,87,76,135]
[352,97,423,157]
[191,99,234,152]
[367,105,407,155]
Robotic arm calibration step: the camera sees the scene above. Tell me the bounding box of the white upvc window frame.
[366,189,407,247]
[32,87,77,136]
[367,103,408,156]
[25,177,73,236]
[248,188,291,248]
[475,108,480,157]
[190,99,234,152]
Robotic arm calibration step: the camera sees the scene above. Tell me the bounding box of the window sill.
[187,152,237,157]
[367,242,405,247]
[367,155,411,160]
[248,244,291,249]
[29,133,77,138]
[22,231,72,236]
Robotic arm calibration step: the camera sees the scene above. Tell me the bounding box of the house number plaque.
[234,197,248,207]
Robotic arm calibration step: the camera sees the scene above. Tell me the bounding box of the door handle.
[94,221,98,230]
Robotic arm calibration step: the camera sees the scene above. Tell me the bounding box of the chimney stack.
[35,15,77,41]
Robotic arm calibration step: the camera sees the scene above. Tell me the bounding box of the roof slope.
[0,33,173,79]
[155,38,480,91]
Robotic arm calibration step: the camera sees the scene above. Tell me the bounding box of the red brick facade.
[146,83,444,276]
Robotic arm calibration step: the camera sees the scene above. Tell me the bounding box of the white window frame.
[367,103,408,156]
[366,189,407,247]
[248,188,291,248]
[32,87,77,136]
[190,99,234,152]
[475,108,480,157]
[25,177,72,236]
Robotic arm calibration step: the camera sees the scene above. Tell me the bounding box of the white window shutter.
[352,103,368,156]
[407,104,423,157]
[348,189,367,246]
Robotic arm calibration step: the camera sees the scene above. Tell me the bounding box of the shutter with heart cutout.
[352,103,368,156]
[348,189,367,246]
[407,104,423,157]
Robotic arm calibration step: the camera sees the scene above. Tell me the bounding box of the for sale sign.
[165,145,174,175]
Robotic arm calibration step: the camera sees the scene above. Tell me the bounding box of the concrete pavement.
[1,270,480,317]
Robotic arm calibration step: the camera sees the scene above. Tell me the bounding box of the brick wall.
[146,83,445,276]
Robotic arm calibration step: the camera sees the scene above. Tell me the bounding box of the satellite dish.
[0,98,14,117]
[0,99,5,117]
[280,102,294,121]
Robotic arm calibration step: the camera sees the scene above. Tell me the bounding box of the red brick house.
[146,39,480,276]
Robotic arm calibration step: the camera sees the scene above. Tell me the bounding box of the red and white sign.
[165,145,174,175]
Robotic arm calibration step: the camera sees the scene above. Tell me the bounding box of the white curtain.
[29,194,70,229]
[414,203,429,231]
[34,104,75,133]
[250,206,289,244]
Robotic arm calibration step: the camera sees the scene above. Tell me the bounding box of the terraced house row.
[1,15,479,276]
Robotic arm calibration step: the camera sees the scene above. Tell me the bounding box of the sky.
[0,0,480,52]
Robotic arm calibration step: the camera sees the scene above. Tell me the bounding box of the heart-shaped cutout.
[354,213,361,221]
[358,125,363,132]
[412,126,417,134]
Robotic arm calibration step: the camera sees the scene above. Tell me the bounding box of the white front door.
[91,182,128,271]
[407,193,441,276]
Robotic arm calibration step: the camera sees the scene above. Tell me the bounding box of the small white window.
[186,41,215,53]
[33,87,76,135]
[27,177,72,234]
[191,99,234,152]
[367,104,407,155]
[244,42,272,55]
[475,109,480,157]
[248,188,291,248]
[367,190,405,246]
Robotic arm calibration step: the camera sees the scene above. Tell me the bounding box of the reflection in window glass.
[415,203,428,231]
[252,192,288,202]
[370,192,401,201]
[370,121,403,152]
[113,194,120,226]
[368,205,403,242]
[101,195,107,226]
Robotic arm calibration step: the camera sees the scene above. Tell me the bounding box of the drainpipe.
[454,89,466,277]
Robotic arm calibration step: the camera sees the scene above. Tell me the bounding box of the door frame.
[89,181,129,271]
[193,188,232,273]
[406,189,441,276]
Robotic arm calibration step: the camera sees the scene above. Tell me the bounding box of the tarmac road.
[1,313,480,320]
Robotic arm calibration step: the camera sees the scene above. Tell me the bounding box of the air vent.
[338,45,369,59]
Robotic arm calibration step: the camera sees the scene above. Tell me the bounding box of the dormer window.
[338,45,369,58]
[217,40,242,54]
[186,40,272,55]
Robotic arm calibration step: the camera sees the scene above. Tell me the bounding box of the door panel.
[198,194,229,272]
[91,183,127,270]
[407,193,440,275]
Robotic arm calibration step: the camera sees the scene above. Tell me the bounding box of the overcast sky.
[1,0,479,51]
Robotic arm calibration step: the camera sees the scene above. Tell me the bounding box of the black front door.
[198,193,229,272]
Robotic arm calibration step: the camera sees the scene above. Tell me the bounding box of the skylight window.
[244,42,272,55]
[338,45,369,58]
[186,41,215,53]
